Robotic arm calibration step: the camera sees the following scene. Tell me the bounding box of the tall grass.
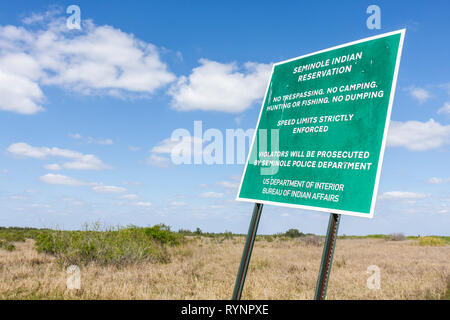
[35,224,183,267]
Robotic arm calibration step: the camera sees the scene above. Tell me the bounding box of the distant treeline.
[177,227,316,238]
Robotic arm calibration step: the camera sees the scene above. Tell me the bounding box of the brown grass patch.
[0,237,448,299]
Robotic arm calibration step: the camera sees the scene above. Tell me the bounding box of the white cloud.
[87,137,113,145]
[147,135,204,166]
[439,83,450,95]
[216,181,239,189]
[69,133,82,139]
[119,194,140,200]
[22,6,62,25]
[151,136,203,155]
[0,11,175,114]
[387,119,450,151]
[128,146,141,152]
[92,185,126,194]
[437,102,450,115]
[0,59,44,114]
[168,59,272,113]
[40,173,87,186]
[133,201,152,207]
[408,86,431,103]
[7,142,111,170]
[44,163,62,171]
[199,191,224,199]
[378,191,429,200]
[169,201,188,207]
[427,177,450,184]
[11,195,27,201]
[146,154,171,168]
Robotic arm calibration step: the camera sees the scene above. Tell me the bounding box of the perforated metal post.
[314,213,341,300]
[232,203,263,300]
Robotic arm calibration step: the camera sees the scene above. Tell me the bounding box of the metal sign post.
[232,203,263,300]
[314,213,341,300]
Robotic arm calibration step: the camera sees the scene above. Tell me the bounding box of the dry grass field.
[0,237,449,300]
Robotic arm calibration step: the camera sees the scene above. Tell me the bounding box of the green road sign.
[237,30,405,218]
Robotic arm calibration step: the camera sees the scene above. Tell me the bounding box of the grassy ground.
[0,235,448,299]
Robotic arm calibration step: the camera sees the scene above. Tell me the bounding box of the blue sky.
[0,0,449,235]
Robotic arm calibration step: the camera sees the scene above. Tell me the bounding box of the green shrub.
[417,236,447,247]
[141,224,182,245]
[223,231,233,240]
[0,227,47,243]
[0,239,15,251]
[366,234,388,239]
[0,230,25,242]
[35,224,183,267]
[283,228,305,238]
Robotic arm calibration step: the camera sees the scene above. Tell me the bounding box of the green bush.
[35,224,183,267]
[223,231,233,239]
[0,227,46,243]
[0,239,15,251]
[283,228,305,238]
[417,236,447,247]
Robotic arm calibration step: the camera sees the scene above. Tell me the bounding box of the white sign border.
[236,29,406,219]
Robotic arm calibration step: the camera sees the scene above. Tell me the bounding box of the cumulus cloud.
[119,194,140,200]
[147,135,204,166]
[69,133,82,139]
[0,10,175,114]
[0,55,44,114]
[40,173,126,197]
[169,201,188,207]
[92,185,126,194]
[199,191,224,199]
[387,119,450,151]
[439,83,450,95]
[437,102,450,115]
[44,163,62,171]
[133,201,152,207]
[426,177,450,184]
[7,142,111,170]
[378,191,429,200]
[39,173,87,186]
[216,181,239,189]
[87,137,114,145]
[408,86,431,103]
[169,59,272,113]
[146,154,171,168]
